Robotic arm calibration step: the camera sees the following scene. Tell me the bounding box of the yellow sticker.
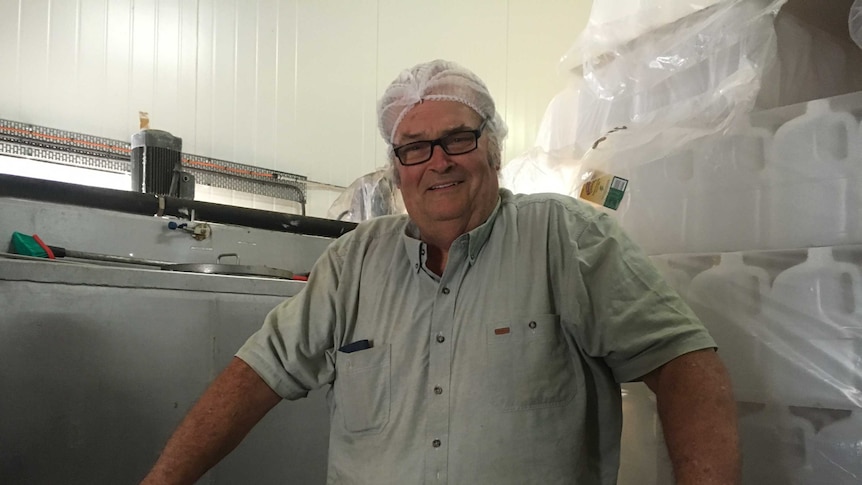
[579,171,628,210]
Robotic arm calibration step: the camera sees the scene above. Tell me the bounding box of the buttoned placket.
[422,236,470,484]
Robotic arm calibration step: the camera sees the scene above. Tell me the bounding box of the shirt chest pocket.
[486,314,577,411]
[334,344,391,434]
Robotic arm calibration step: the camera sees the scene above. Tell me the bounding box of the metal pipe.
[0,173,158,215]
[160,196,357,239]
[0,174,357,238]
[58,248,171,267]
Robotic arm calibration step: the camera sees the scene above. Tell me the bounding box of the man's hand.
[643,349,741,485]
[140,357,282,485]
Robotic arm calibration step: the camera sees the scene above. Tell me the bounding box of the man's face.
[392,100,500,234]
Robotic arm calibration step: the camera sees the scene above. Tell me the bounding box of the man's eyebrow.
[397,124,473,143]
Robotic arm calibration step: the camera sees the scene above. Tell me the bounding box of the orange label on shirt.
[494,327,510,335]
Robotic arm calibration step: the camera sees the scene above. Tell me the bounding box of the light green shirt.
[237,188,715,484]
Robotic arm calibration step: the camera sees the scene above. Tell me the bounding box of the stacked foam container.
[627,92,862,484]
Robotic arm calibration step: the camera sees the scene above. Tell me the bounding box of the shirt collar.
[402,222,424,274]
[464,189,505,263]
[400,189,508,269]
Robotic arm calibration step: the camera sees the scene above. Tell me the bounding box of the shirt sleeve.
[573,210,716,383]
[235,242,343,400]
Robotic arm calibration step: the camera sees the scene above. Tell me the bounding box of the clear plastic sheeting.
[501,0,785,199]
[637,246,862,485]
[500,78,583,197]
[500,147,582,197]
[560,0,725,72]
[534,78,582,154]
[562,0,785,163]
[757,10,862,110]
[614,91,862,484]
[616,91,862,256]
[537,2,862,483]
[327,169,405,222]
[852,0,862,50]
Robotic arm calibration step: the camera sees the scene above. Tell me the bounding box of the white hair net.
[377,59,508,147]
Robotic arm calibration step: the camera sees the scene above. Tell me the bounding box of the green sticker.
[603,176,628,210]
[604,188,624,210]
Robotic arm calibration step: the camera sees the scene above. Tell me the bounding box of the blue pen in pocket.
[338,339,372,353]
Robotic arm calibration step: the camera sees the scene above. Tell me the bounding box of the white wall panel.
[151,0,181,136]
[292,0,378,186]
[17,0,51,123]
[0,1,20,119]
[375,0,509,163]
[273,0,298,178]
[251,0,280,170]
[77,0,109,137]
[175,0,199,151]
[2,0,593,217]
[208,0,237,161]
[130,0,157,133]
[193,0,214,154]
[504,0,588,163]
[47,0,80,130]
[232,0,259,165]
[104,0,133,138]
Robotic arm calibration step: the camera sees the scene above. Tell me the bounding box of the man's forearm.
[141,357,282,485]
[644,349,741,485]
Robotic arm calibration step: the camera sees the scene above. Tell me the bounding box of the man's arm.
[140,357,282,485]
[642,349,741,485]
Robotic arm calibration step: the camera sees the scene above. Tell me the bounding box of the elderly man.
[142,60,739,485]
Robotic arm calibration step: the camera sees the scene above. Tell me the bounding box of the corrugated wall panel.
[104,0,133,138]
[77,0,109,137]
[252,0,280,170]
[2,0,591,215]
[273,0,298,179]
[176,0,199,151]
[504,0,588,163]
[18,0,51,124]
[209,0,238,161]
[233,0,259,165]
[151,0,181,136]
[0,1,21,119]
[375,0,509,165]
[292,0,378,186]
[130,0,157,134]
[47,0,81,130]
[193,0,214,155]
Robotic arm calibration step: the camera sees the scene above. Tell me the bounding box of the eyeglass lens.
[396,131,479,166]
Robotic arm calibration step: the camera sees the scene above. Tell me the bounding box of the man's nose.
[426,144,454,171]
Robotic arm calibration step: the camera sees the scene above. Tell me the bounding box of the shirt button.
[434,386,443,395]
[528,320,537,329]
[436,335,445,343]
[432,439,441,448]
[442,287,450,294]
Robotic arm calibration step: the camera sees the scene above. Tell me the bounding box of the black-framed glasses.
[393,120,488,166]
